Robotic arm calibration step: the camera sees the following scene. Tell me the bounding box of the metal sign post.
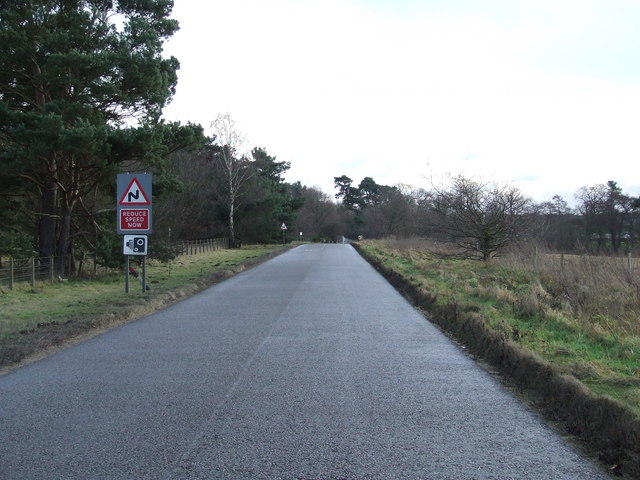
[142,256,147,293]
[125,256,130,293]
[281,222,287,245]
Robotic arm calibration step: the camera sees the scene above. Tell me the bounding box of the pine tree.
[0,1,185,271]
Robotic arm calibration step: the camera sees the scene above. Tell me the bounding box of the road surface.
[0,244,606,479]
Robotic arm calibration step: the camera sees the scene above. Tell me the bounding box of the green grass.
[0,244,288,368]
[359,240,640,415]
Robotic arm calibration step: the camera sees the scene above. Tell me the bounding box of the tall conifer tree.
[0,1,185,270]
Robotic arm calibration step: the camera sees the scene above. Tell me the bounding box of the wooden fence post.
[31,257,36,288]
[50,255,55,283]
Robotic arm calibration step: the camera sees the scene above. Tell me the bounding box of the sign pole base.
[125,256,130,293]
[142,256,147,293]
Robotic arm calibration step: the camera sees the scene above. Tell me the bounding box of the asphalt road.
[0,244,607,479]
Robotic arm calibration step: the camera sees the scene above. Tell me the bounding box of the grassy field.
[0,244,288,369]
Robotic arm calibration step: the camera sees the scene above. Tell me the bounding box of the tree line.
[329,174,640,260]
[0,1,204,271]
[0,2,304,271]
[1,2,639,273]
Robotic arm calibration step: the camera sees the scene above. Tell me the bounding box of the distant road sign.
[117,174,152,234]
[281,223,288,230]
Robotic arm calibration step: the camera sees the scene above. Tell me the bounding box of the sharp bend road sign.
[117,173,152,234]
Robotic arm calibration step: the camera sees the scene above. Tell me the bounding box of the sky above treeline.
[161,0,640,204]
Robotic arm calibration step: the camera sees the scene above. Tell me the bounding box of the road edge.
[1,245,296,376]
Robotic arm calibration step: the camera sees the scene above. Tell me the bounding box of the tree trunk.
[229,197,237,248]
[609,216,623,253]
[38,173,57,262]
[56,195,77,275]
[34,58,55,272]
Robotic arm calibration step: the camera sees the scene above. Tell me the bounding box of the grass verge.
[0,244,290,372]
[355,239,640,479]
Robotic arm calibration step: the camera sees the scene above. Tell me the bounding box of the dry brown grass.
[499,248,640,338]
[383,236,640,338]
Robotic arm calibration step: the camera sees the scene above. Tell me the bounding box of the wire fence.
[0,238,229,290]
[177,237,229,255]
[0,256,62,290]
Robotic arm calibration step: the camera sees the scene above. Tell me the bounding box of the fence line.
[0,238,229,290]
[0,256,59,290]
[530,248,636,277]
[178,238,229,255]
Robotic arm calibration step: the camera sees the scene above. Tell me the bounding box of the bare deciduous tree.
[210,113,253,247]
[575,181,635,253]
[431,175,533,260]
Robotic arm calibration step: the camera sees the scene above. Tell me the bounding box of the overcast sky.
[161,0,640,203]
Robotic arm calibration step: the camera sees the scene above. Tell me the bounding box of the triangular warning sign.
[119,178,151,205]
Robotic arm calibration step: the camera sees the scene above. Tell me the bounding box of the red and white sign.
[119,177,151,205]
[120,209,150,231]
[117,173,152,235]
